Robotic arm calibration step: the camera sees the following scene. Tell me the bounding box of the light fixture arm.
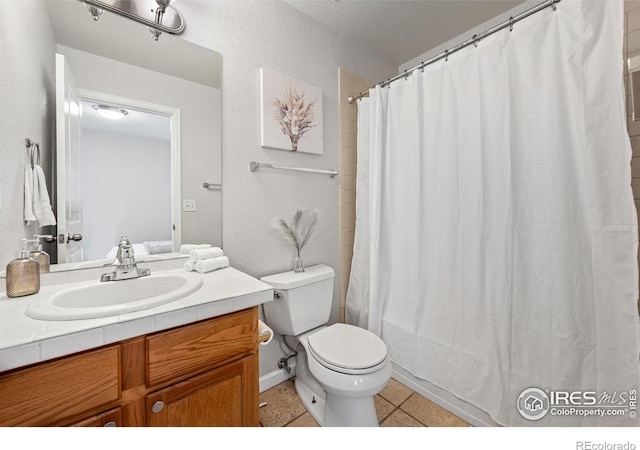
[79,0,185,40]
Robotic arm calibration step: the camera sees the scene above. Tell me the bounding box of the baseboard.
[391,363,500,427]
[259,362,296,393]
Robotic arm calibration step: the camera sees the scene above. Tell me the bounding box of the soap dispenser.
[5,239,40,298]
[30,235,51,273]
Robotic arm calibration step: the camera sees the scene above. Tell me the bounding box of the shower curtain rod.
[347,0,561,104]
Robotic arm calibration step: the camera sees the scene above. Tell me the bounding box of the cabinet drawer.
[0,346,121,426]
[70,407,123,427]
[146,307,257,387]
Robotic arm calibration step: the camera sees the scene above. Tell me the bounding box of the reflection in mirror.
[0,0,222,276]
[629,53,640,122]
[80,99,173,261]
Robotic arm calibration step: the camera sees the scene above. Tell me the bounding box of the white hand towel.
[180,244,212,254]
[24,166,36,224]
[32,165,56,227]
[195,256,229,274]
[184,260,195,272]
[189,247,223,262]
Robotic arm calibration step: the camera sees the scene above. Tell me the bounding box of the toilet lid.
[307,323,387,373]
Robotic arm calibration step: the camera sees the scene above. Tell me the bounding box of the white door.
[55,53,84,263]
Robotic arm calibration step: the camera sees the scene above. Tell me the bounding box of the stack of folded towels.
[182,245,229,274]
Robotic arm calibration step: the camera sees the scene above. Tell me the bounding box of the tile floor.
[259,377,471,427]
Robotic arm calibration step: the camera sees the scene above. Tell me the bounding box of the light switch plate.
[183,199,197,212]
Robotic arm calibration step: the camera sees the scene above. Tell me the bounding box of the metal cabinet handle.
[104,421,116,427]
[152,400,165,413]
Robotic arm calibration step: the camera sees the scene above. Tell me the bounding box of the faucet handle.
[116,236,135,265]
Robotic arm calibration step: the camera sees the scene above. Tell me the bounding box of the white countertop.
[0,264,273,373]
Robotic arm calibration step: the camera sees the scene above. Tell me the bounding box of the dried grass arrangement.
[273,84,316,152]
[278,208,318,272]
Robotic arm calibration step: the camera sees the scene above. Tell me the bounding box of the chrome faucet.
[100,236,151,282]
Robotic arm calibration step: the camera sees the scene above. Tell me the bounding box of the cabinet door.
[70,407,122,427]
[0,346,120,426]
[146,355,258,427]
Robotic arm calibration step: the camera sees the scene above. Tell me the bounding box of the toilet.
[261,264,391,427]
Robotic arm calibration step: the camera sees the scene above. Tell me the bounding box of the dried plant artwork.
[273,85,316,152]
[260,69,323,155]
[277,208,318,273]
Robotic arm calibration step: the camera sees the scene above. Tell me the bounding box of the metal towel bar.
[249,161,338,178]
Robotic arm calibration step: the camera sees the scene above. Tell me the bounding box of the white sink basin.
[26,272,203,321]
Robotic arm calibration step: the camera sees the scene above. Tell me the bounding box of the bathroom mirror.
[629,53,640,122]
[2,0,222,275]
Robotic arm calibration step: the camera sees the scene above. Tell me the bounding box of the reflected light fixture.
[84,3,103,21]
[92,104,129,120]
[79,0,185,41]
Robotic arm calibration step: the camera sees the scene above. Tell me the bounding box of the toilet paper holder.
[258,319,273,345]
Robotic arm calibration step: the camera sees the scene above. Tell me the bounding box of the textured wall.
[176,0,396,378]
[0,2,56,265]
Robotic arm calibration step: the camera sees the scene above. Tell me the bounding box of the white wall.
[81,130,172,260]
[176,0,397,378]
[400,1,539,72]
[0,2,57,265]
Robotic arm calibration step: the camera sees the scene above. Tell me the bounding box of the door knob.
[67,233,83,242]
[151,401,165,413]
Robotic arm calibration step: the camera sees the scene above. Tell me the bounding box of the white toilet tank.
[261,265,334,336]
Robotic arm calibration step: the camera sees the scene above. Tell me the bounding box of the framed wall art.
[260,68,323,155]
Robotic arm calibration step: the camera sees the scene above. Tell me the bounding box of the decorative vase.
[293,251,305,273]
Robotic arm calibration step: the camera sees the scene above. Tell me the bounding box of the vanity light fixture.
[84,3,103,21]
[92,104,129,120]
[79,0,185,41]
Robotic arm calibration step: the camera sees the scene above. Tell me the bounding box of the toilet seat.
[307,323,387,375]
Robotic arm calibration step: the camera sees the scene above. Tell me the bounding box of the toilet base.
[294,338,381,427]
[324,392,378,427]
[294,376,326,425]
[295,365,380,427]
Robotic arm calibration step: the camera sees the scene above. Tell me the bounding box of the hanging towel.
[32,164,56,227]
[195,256,229,274]
[189,247,224,262]
[24,166,36,224]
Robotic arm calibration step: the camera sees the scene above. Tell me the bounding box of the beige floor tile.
[378,378,413,406]
[380,409,425,427]
[286,412,320,427]
[400,393,469,427]
[259,379,307,427]
[374,395,396,422]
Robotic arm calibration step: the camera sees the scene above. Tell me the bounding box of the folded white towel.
[180,244,212,254]
[195,256,229,274]
[24,167,36,224]
[189,247,224,262]
[32,165,56,227]
[184,260,195,272]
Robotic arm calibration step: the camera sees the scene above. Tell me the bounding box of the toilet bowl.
[261,265,391,426]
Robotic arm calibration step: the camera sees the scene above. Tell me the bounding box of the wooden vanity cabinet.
[0,306,259,427]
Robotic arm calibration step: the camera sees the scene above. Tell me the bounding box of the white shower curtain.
[347,0,640,426]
